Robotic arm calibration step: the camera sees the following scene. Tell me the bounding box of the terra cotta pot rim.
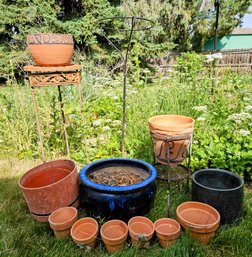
[48,207,77,227]
[148,115,195,127]
[154,218,181,237]
[128,216,154,237]
[18,159,76,191]
[100,219,128,242]
[71,217,98,242]
[176,201,220,228]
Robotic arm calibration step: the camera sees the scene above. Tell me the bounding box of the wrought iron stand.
[24,64,89,163]
[151,133,193,216]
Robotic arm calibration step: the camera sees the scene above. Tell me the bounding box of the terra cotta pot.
[176,201,220,244]
[148,115,194,166]
[27,33,74,66]
[100,219,128,253]
[49,207,78,239]
[154,218,180,248]
[18,159,79,222]
[71,217,98,249]
[128,216,154,248]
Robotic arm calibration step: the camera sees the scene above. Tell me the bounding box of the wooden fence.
[147,49,252,75]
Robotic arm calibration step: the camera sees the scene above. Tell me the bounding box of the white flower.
[105,119,112,123]
[113,96,119,100]
[244,105,252,111]
[102,126,110,131]
[92,120,101,127]
[243,97,252,102]
[236,129,250,136]
[128,90,138,95]
[196,117,206,121]
[212,52,223,60]
[112,120,121,126]
[192,106,207,112]
[205,52,222,63]
[228,113,252,122]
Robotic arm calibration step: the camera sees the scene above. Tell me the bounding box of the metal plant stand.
[151,133,193,216]
[100,16,154,157]
[24,64,89,163]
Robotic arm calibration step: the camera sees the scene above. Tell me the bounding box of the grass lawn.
[0,158,252,257]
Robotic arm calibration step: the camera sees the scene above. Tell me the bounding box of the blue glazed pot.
[79,158,157,220]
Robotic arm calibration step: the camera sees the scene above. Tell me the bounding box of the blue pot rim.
[192,168,244,192]
[79,158,157,192]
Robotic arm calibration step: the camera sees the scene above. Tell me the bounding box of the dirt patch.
[88,165,149,186]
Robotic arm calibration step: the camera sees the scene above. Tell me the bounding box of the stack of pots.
[27,33,74,66]
[148,115,194,166]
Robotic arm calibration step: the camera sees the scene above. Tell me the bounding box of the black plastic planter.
[79,158,157,221]
[192,168,244,224]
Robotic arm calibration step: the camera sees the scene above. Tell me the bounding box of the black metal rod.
[121,16,136,157]
[214,0,220,51]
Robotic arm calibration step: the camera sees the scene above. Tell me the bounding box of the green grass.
[0,159,252,257]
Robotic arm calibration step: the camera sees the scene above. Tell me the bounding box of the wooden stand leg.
[57,86,70,159]
[76,82,89,163]
[31,87,46,163]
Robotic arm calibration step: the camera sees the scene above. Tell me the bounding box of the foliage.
[0,0,251,80]
[192,0,252,50]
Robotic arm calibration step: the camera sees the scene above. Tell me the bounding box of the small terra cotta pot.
[71,217,98,250]
[154,218,180,248]
[148,115,194,166]
[128,216,154,248]
[100,219,128,254]
[27,33,74,66]
[176,201,220,244]
[48,207,78,239]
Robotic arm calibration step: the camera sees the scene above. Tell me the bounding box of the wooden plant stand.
[24,64,88,163]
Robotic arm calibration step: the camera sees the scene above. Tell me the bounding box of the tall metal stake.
[121,17,136,157]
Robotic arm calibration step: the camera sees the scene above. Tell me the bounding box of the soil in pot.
[88,166,149,186]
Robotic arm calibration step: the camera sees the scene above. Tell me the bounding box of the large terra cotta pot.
[27,33,74,66]
[148,115,194,166]
[19,159,79,222]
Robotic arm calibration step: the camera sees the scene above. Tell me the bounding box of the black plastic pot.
[79,158,157,221]
[192,168,244,224]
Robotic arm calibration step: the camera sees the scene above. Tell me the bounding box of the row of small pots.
[49,201,221,253]
[49,207,181,253]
